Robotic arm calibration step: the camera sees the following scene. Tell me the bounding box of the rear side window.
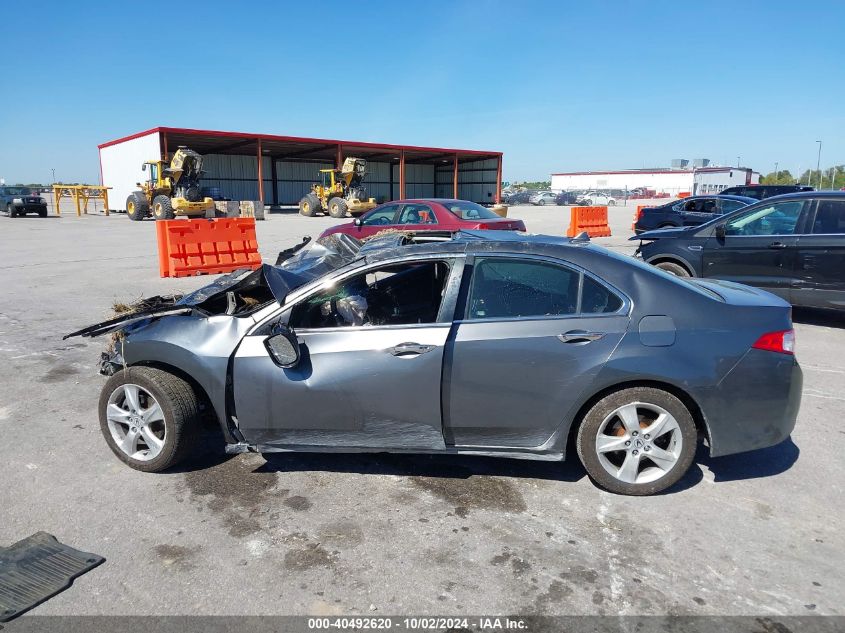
[812,200,845,234]
[466,258,623,319]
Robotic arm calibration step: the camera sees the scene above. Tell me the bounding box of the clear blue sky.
[2,1,843,184]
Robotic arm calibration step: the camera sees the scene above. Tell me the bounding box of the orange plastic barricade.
[632,204,648,230]
[678,191,691,198]
[155,218,262,278]
[566,206,611,238]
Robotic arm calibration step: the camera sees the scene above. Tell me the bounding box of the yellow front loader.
[299,157,378,218]
[126,147,215,221]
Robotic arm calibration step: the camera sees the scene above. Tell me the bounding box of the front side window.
[719,199,747,214]
[398,203,437,225]
[724,201,804,236]
[362,204,400,226]
[812,200,845,234]
[466,258,623,320]
[445,201,500,220]
[290,261,450,329]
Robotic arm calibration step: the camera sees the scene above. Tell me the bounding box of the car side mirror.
[353,217,362,227]
[715,224,726,240]
[264,328,300,368]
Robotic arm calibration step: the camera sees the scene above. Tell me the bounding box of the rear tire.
[576,387,698,495]
[655,261,691,277]
[299,193,321,217]
[98,366,200,473]
[328,197,348,218]
[152,195,175,220]
[126,192,149,221]
[608,200,617,206]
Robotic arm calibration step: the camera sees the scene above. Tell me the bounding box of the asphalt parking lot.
[1,201,843,618]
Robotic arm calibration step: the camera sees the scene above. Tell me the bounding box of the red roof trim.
[98,126,501,157]
[551,167,751,176]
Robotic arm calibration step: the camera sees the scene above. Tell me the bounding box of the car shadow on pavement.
[697,437,800,482]
[792,307,845,329]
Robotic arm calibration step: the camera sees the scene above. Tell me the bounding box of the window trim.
[458,253,630,323]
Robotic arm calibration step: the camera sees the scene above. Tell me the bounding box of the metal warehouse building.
[99,127,503,212]
[551,166,759,196]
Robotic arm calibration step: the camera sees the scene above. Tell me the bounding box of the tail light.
[752,329,795,355]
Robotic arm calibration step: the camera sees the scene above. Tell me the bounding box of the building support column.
[270,155,278,206]
[495,154,503,204]
[257,138,264,203]
[399,149,406,200]
[162,131,169,161]
[336,144,343,169]
[453,154,459,199]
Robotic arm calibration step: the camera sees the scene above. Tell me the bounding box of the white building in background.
[551,166,759,196]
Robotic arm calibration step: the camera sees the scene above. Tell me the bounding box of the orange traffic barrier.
[155,218,262,278]
[678,191,691,198]
[632,204,648,230]
[567,206,611,238]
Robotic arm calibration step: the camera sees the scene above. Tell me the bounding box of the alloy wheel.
[105,383,166,461]
[594,402,683,484]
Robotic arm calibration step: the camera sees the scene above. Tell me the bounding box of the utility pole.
[816,141,822,188]
[737,156,741,167]
[831,166,837,189]
[51,168,55,184]
[774,162,778,183]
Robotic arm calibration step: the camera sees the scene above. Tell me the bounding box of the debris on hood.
[65,233,366,341]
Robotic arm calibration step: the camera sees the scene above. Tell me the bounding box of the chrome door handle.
[389,342,435,357]
[557,331,605,344]
[768,242,788,249]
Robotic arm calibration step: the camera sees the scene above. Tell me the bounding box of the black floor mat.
[0,532,104,622]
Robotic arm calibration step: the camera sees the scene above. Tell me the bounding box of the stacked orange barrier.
[632,204,648,230]
[156,218,262,278]
[678,191,691,198]
[566,206,611,238]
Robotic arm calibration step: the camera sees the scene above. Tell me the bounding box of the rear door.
[232,257,462,450]
[793,198,845,309]
[443,255,629,449]
[701,199,810,300]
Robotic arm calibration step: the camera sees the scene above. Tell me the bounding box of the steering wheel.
[377,216,391,225]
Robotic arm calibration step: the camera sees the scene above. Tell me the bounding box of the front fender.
[120,314,255,439]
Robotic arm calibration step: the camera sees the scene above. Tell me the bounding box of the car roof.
[753,190,845,202]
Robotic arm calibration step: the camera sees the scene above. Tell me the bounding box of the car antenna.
[570,231,591,243]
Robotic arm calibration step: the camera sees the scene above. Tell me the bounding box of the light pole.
[816,141,822,188]
[774,162,778,183]
[737,156,741,167]
[51,168,55,184]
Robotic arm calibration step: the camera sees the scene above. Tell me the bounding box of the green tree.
[760,170,796,185]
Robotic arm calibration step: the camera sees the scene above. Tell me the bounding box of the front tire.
[328,197,348,218]
[299,193,321,217]
[152,195,175,220]
[98,367,200,472]
[655,261,691,277]
[576,387,697,495]
[126,192,149,221]
[7,204,17,218]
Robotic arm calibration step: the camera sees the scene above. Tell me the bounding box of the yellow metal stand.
[52,185,112,217]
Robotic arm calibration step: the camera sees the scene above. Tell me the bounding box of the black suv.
[1,186,48,217]
[634,194,755,234]
[632,191,845,311]
[719,184,814,200]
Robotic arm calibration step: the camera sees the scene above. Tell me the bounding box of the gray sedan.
[67,231,802,495]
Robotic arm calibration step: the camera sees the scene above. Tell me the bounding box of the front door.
[701,199,809,300]
[793,198,845,309]
[232,258,460,450]
[444,256,630,448]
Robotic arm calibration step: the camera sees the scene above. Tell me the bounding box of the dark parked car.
[633,191,845,311]
[634,195,756,234]
[319,199,525,241]
[719,184,814,200]
[555,191,580,205]
[1,186,48,217]
[68,230,801,496]
[503,190,532,204]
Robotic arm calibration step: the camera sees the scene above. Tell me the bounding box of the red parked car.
[318,199,525,240]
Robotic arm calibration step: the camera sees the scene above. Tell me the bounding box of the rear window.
[444,201,500,220]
